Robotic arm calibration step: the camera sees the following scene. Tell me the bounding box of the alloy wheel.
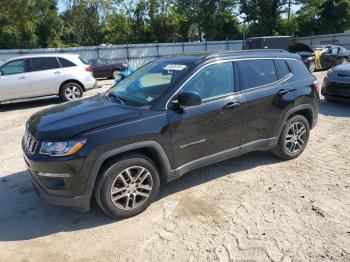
[110,166,153,210]
[285,122,307,154]
[64,85,81,101]
[112,70,120,78]
[309,62,316,73]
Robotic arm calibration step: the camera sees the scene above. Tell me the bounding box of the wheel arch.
[277,104,315,138]
[60,79,85,92]
[85,141,174,203]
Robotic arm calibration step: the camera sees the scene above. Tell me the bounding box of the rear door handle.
[224,102,241,109]
[18,76,26,80]
[54,71,62,75]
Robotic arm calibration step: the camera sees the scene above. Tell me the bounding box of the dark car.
[322,63,350,103]
[245,36,292,50]
[88,58,126,79]
[23,50,320,218]
[288,43,350,73]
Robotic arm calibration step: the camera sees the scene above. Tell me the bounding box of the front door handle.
[278,89,290,96]
[224,102,241,109]
[18,76,26,80]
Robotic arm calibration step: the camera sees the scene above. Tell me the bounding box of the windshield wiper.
[107,93,126,104]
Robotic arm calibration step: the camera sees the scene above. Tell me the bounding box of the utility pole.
[240,13,247,50]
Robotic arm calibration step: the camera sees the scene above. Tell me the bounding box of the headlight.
[327,70,333,76]
[40,139,87,156]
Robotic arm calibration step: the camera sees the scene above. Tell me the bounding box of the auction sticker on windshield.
[164,64,187,71]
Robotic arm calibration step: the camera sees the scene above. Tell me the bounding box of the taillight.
[314,80,321,92]
[85,66,93,73]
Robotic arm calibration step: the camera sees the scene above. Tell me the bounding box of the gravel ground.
[0,72,349,262]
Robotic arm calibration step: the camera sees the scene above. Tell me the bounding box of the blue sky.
[57,0,66,13]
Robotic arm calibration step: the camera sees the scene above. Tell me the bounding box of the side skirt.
[168,137,278,182]
[0,95,59,105]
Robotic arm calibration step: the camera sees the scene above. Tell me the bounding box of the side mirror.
[173,91,202,107]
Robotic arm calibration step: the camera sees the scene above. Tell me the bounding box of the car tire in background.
[112,69,120,79]
[94,153,160,219]
[273,115,310,160]
[60,82,83,102]
[308,61,316,73]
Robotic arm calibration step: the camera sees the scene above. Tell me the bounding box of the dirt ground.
[0,72,349,262]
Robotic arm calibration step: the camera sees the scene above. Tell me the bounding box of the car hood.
[332,63,350,71]
[27,95,141,140]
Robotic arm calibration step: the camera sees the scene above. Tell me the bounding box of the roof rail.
[164,51,214,57]
[205,49,288,58]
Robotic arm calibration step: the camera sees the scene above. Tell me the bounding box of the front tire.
[94,153,160,219]
[273,115,310,160]
[60,82,83,102]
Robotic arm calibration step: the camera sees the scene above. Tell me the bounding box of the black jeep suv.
[23,50,320,218]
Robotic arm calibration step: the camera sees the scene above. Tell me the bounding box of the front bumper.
[322,76,350,103]
[30,170,90,211]
[23,152,92,211]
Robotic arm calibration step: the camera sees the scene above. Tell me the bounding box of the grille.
[337,71,350,77]
[23,131,39,155]
[337,73,350,77]
[326,83,350,96]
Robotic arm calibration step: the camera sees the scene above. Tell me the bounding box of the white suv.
[0,54,97,104]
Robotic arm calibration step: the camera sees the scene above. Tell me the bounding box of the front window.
[1,59,26,75]
[108,60,192,106]
[182,62,234,100]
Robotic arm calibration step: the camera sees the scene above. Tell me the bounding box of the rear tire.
[60,82,83,102]
[273,115,310,160]
[112,69,120,79]
[94,153,160,219]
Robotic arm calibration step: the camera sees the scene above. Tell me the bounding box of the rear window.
[31,57,60,71]
[276,60,291,79]
[287,59,310,78]
[238,59,278,90]
[58,57,76,67]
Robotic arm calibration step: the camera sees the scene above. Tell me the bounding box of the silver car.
[0,54,97,104]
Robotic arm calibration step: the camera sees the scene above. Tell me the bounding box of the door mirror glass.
[174,91,202,107]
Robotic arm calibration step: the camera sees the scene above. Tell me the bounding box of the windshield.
[108,60,192,106]
[312,45,330,52]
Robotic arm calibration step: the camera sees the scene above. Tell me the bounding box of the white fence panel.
[2,34,349,67]
[295,33,350,49]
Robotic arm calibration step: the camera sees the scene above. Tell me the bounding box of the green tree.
[0,0,62,49]
[176,0,239,41]
[239,0,301,37]
[60,0,102,46]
